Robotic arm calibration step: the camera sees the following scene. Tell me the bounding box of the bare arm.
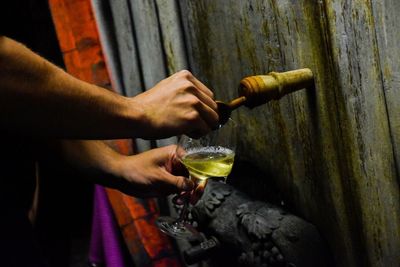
[0,36,137,138]
[58,140,193,197]
[0,36,218,139]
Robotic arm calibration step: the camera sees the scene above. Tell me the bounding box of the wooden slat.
[371,0,400,179]
[322,1,400,265]
[155,0,189,74]
[178,1,400,266]
[129,0,166,88]
[50,0,400,265]
[92,0,144,97]
[128,0,177,148]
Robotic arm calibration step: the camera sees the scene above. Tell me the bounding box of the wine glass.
[156,119,237,239]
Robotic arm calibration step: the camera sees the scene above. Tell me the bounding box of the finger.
[171,152,189,177]
[192,100,219,130]
[188,75,215,99]
[163,172,194,192]
[176,175,194,191]
[190,180,207,205]
[175,70,215,99]
[186,85,218,112]
[187,116,211,138]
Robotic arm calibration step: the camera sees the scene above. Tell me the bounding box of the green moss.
[189,1,215,82]
[164,41,176,75]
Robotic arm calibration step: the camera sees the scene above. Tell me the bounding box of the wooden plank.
[129,0,166,88]
[371,0,400,180]
[55,0,400,265]
[91,0,153,152]
[262,2,359,266]
[91,0,144,97]
[323,1,400,265]
[178,0,400,266]
[155,0,189,74]
[178,1,353,265]
[129,0,178,148]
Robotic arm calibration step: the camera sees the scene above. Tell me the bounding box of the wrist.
[125,97,154,138]
[98,148,129,189]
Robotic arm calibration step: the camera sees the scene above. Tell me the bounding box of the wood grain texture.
[129,0,178,148]
[155,0,189,74]
[129,0,166,88]
[92,0,143,97]
[177,1,400,266]
[371,0,400,180]
[70,0,400,265]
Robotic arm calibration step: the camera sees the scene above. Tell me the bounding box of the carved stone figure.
[185,180,331,267]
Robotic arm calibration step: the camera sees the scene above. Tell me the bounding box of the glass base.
[156,216,196,239]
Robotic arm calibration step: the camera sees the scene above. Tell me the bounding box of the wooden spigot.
[239,68,314,108]
[217,68,314,124]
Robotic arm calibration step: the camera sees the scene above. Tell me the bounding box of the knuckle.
[187,110,200,121]
[175,177,183,189]
[210,99,218,111]
[178,69,192,78]
[188,96,201,107]
[181,80,195,90]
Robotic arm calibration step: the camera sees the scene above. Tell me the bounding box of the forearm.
[57,140,192,197]
[58,140,125,188]
[0,36,142,139]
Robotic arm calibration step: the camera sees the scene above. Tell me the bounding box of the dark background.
[1,1,94,266]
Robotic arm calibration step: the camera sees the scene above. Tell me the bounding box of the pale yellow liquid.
[182,146,235,181]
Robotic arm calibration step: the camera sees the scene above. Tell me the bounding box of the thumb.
[166,173,194,192]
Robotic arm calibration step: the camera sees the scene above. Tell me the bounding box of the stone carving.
[187,180,331,267]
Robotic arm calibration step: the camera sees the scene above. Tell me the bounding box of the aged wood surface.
[371,0,400,180]
[91,0,143,97]
[129,0,179,148]
[155,0,189,74]
[129,0,165,88]
[86,0,400,266]
[176,1,400,266]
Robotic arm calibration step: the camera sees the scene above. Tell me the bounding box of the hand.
[173,179,207,205]
[113,145,193,198]
[130,70,219,139]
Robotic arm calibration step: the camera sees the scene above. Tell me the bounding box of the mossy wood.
[176,1,400,266]
[94,0,400,266]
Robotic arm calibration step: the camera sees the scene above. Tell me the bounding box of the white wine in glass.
[182,146,235,183]
[156,119,236,239]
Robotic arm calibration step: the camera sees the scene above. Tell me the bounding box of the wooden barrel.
[176,1,400,266]
[50,0,400,266]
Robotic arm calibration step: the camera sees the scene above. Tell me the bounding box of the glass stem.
[176,176,194,224]
[177,198,189,223]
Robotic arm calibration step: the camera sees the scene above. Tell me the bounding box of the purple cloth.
[89,185,128,267]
